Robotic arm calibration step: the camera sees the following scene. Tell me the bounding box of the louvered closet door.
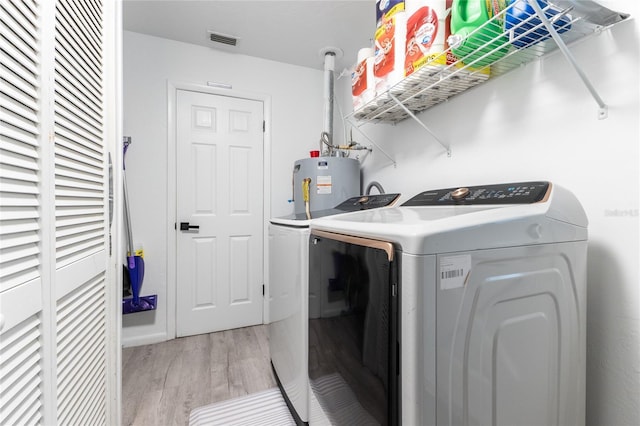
[0,0,111,424]
[1,0,45,424]
[0,1,44,425]
[53,0,108,424]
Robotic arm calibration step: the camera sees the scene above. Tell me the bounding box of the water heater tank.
[293,157,360,215]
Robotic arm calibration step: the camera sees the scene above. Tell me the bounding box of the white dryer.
[308,181,587,426]
[269,193,400,424]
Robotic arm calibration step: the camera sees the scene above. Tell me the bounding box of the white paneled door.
[176,90,264,337]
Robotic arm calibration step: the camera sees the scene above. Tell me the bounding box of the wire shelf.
[348,1,629,125]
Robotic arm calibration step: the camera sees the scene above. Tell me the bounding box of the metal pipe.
[346,116,397,167]
[322,51,336,155]
[365,181,385,195]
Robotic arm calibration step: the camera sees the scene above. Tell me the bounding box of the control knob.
[451,187,470,200]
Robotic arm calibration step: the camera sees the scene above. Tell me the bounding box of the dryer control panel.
[402,182,550,206]
[335,193,401,211]
[294,193,402,220]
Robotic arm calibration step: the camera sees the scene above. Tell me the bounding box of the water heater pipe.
[318,47,342,155]
[322,51,335,155]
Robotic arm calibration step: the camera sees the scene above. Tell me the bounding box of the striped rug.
[189,388,295,426]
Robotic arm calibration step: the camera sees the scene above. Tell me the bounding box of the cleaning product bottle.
[448,0,510,67]
[352,47,375,111]
[505,0,572,49]
[404,1,447,77]
[374,12,408,95]
[376,0,406,26]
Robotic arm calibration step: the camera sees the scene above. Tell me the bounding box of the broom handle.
[123,173,134,256]
[123,138,135,266]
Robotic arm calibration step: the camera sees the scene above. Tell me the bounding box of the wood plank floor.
[122,325,277,426]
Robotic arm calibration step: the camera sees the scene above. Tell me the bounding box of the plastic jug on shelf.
[448,0,510,67]
[505,0,572,49]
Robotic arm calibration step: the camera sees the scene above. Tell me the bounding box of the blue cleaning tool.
[122,137,157,314]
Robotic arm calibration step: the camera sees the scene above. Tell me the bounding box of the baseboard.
[121,332,168,348]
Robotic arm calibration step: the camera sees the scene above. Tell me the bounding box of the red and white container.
[374,12,408,95]
[352,47,375,111]
[404,0,447,77]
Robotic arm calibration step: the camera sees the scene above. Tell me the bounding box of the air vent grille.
[209,32,237,46]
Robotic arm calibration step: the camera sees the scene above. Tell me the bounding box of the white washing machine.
[307,181,588,426]
[269,193,400,424]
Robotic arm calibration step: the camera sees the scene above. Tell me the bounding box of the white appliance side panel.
[401,253,437,426]
[267,224,310,421]
[436,242,587,426]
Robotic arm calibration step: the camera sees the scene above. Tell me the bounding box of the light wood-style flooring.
[122,325,277,426]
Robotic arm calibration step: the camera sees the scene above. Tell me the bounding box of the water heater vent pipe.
[319,47,343,156]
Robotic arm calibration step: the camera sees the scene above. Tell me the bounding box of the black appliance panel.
[308,232,398,426]
[333,193,401,211]
[291,193,401,220]
[402,181,550,206]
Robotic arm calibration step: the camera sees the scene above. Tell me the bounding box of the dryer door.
[308,230,399,426]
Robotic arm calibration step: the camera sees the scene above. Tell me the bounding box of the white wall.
[338,3,639,425]
[122,31,326,345]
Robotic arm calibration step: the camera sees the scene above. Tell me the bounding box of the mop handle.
[123,137,135,267]
[123,136,131,170]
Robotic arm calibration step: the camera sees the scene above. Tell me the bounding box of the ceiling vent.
[208,31,238,47]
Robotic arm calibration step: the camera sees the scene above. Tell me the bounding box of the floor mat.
[309,373,379,425]
[189,388,295,426]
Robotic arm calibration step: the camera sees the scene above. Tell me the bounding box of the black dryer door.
[308,230,399,426]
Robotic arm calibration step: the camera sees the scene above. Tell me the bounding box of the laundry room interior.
[4,0,637,425]
[8,0,640,426]
[117,0,640,425]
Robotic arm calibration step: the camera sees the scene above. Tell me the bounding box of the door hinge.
[262,284,265,296]
[263,120,265,132]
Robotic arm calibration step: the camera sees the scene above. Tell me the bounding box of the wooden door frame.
[167,81,272,340]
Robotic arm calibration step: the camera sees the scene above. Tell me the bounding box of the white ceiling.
[123,0,376,72]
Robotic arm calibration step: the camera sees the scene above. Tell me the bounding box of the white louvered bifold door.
[53,1,108,422]
[0,0,114,424]
[1,0,45,424]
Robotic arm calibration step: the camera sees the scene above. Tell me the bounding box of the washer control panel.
[335,193,401,211]
[402,182,550,206]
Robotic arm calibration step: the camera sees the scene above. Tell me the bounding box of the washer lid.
[310,183,588,255]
